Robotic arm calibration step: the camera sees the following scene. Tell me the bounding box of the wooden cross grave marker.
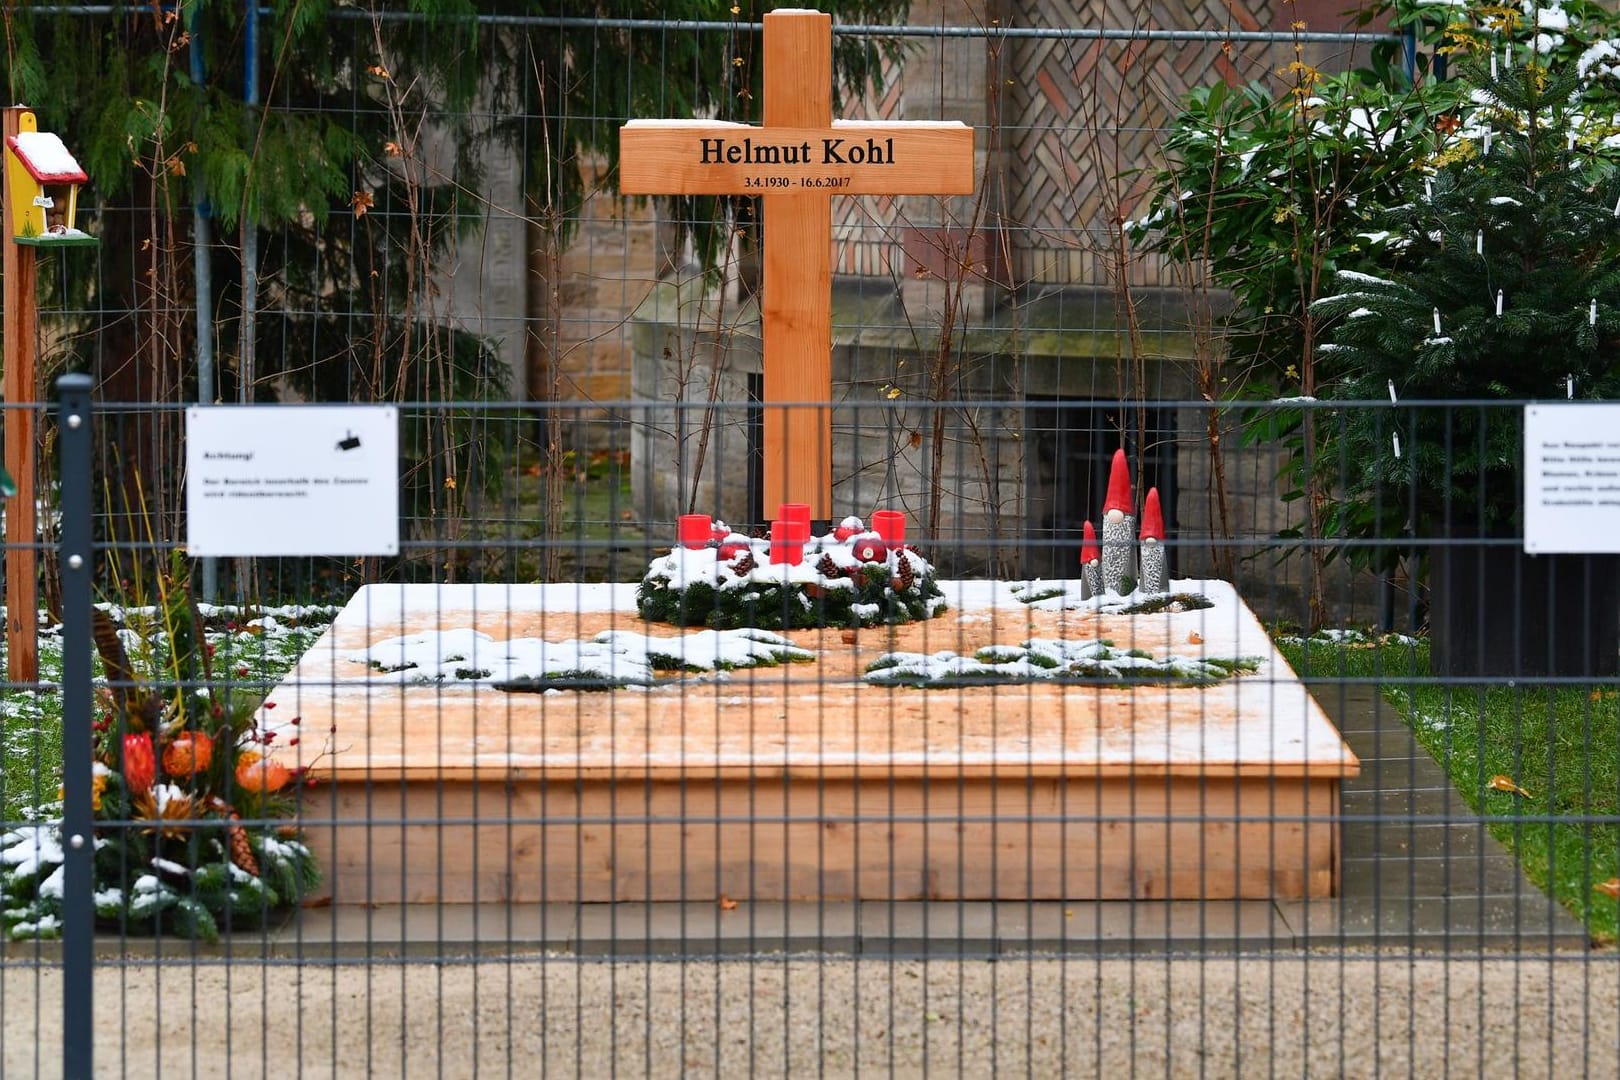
[619,8,974,521]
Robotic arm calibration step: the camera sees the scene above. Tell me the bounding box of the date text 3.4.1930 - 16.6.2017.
[743,175,853,190]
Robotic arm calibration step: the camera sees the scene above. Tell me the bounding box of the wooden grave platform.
[260,580,1359,905]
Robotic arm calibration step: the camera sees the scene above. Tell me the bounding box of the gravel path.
[4,954,1617,1077]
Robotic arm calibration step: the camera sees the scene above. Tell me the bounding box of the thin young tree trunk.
[525,195,565,582]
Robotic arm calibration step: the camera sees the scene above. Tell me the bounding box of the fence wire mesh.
[2,4,1619,1078]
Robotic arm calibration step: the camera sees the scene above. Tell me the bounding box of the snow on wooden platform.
[262,579,1356,781]
[264,579,1358,904]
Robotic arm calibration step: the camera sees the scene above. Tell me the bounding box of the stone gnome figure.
[1083,449,1170,598]
[1099,448,1136,594]
[1138,486,1167,594]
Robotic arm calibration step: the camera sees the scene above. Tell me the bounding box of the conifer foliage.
[1312,42,1620,552]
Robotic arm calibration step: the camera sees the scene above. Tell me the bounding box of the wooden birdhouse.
[4,110,96,247]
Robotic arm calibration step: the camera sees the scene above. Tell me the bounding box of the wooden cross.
[619,8,973,520]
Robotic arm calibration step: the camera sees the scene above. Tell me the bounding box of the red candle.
[768,520,804,565]
[768,539,804,565]
[871,510,905,546]
[779,502,811,533]
[678,514,712,550]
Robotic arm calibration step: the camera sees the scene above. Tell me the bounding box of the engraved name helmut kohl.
[698,135,897,166]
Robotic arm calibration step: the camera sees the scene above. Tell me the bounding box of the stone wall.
[436,151,662,442]
[547,162,664,423]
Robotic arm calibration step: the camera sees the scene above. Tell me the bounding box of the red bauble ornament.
[832,516,864,543]
[717,541,749,561]
[122,733,156,795]
[852,536,888,563]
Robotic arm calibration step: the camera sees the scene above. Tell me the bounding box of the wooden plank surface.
[309,774,1339,904]
[279,578,1353,903]
[761,9,834,518]
[618,121,974,196]
[262,580,1361,784]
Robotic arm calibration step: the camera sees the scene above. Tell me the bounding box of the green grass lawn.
[1280,632,1620,945]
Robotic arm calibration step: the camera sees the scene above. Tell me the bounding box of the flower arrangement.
[0,553,322,941]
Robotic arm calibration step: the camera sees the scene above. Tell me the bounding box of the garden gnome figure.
[1138,487,1167,594]
[1100,448,1135,594]
[1079,520,1103,598]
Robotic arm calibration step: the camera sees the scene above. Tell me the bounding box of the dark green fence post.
[57,372,94,1079]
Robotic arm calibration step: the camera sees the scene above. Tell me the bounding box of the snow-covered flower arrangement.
[1,556,321,941]
[637,516,947,630]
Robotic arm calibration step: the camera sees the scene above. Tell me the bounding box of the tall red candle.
[768,519,805,564]
[678,514,712,550]
[871,509,905,547]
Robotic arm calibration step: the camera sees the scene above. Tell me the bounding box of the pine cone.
[731,551,755,576]
[815,553,841,579]
[892,555,916,593]
[225,816,259,878]
[204,796,260,878]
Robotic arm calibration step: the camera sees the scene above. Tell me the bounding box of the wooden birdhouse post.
[2,106,97,682]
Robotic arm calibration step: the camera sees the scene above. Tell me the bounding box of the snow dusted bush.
[1131,0,1620,569]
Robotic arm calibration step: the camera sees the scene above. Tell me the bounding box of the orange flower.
[162,732,214,779]
[235,751,291,795]
[132,787,197,840]
[122,733,156,795]
[56,772,108,812]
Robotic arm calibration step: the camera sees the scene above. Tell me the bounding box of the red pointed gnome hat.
[1103,448,1133,515]
[1139,487,1165,541]
[1080,520,1100,564]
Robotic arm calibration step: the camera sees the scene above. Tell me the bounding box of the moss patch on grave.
[1118,592,1215,615]
[865,638,1259,689]
[351,627,815,690]
[1010,585,1216,615]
